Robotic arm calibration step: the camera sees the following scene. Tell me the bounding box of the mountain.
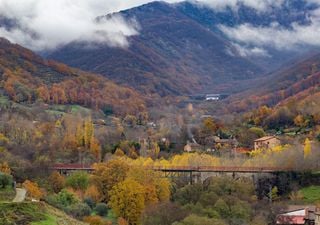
[47,1,319,97]
[227,52,320,112]
[48,1,264,96]
[0,38,145,115]
[174,0,318,70]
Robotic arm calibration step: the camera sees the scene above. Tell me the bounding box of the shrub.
[84,215,104,225]
[67,203,91,219]
[57,189,79,207]
[0,172,12,189]
[46,189,79,209]
[84,197,96,209]
[172,214,227,225]
[48,171,65,193]
[66,171,89,192]
[94,203,108,216]
[84,215,113,225]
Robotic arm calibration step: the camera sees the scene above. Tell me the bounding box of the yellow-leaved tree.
[75,118,101,162]
[304,138,311,159]
[109,178,145,225]
[0,162,11,174]
[127,167,170,205]
[91,160,129,202]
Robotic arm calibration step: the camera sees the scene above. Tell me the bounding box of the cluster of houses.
[277,205,320,225]
[184,135,281,154]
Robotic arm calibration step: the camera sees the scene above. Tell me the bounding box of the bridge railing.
[150,166,295,172]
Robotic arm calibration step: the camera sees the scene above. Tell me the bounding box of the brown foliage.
[23,180,44,200]
[48,171,65,193]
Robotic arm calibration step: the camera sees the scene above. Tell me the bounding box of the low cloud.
[195,0,285,12]
[0,0,143,51]
[220,19,320,50]
[217,2,320,52]
[1,0,319,52]
[228,43,271,57]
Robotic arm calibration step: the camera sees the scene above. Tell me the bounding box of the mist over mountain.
[46,0,320,96]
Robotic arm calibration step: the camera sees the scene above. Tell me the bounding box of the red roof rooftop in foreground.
[276,215,305,225]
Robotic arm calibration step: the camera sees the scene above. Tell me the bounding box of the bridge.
[52,164,94,175]
[151,166,296,184]
[51,164,300,183]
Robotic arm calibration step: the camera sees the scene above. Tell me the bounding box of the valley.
[0,1,320,225]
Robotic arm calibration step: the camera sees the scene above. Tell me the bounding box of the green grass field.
[0,202,87,225]
[300,186,320,203]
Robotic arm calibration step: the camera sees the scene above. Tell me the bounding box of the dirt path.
[12,188,26,202]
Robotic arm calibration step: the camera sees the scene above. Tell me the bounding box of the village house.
[213,136,238,149]
[184,141,202,152]
[254,136,281,150]
[276,205,317,225]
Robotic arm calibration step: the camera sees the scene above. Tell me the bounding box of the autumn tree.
[91,160,129,202]
[304,138,312,159]
[294,115,307,127]
[114,148,125,157]
[118,217,129,225]
[151,143,160,159]
[48,171,65,193]
[109,178,145,225]
[23,180,43,200]
[84,215,110,225]
[0,162,11,175]
[75,118,101,163]
[128,167,170,205]
[85,185,101,203]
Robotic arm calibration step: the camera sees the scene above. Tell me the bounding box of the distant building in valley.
[205,94,221,101]
[254,136,281,150]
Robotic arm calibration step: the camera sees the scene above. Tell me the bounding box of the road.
[12,188,26,202]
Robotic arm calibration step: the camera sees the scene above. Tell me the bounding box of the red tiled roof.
[276,215,305,224]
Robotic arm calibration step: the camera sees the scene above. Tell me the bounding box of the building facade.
[254,136,281,150]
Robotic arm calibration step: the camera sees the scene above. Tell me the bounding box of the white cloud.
[219,16,320,50]
[228,43,270,57]
[0,0,147,51]
[194,0,285,12]
[0,0,318,52]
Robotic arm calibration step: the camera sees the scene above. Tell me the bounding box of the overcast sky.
[1,0,320,54]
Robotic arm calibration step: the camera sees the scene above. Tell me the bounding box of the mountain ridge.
[48,1,265,96]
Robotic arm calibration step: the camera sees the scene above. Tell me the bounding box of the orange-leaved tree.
[23,180,44,200]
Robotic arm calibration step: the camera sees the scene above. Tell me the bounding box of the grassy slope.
[32,204,88,225]
[0,202,87,225]
[300,186,320,203]
[0,188,15,202]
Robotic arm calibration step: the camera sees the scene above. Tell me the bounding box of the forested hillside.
[0,38,145,116]
[222,52,320,132]
[48,1,263,96]
[228,52,320,111]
